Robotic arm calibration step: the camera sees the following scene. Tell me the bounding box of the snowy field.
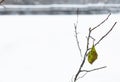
[0,14,119,82]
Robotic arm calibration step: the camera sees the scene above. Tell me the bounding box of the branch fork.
[74,12,117,82]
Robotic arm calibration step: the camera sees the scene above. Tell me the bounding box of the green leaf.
[88,44,98,64]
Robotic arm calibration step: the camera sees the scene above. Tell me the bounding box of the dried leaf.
[88,44,98,64]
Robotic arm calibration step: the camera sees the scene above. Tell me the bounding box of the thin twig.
[73,9,116,82]
[76,72,88,80]
[74,28,91,82]
[74,24,82,57]
[74,9,82,57]
[76,66,106,80]
[91,13,111,31]
[81,66,107,72]
[86,28,92,56]
[95,22,117,46]
[90,36,95,41]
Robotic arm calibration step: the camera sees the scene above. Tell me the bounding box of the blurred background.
[0,0,120,15]
[3,0,120,4]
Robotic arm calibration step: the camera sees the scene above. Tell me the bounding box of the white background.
[0,14,119,82]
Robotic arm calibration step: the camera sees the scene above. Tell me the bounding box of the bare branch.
[74,9,82,58]
[76,66,106,80]
[86,28,92,56]
[74,27,93,81]
[91,13,111,31]
[90,36,96,42]
[81,66,107,72]
[95,22,117,46]
[74,28,91,82]
[76,72,88,80]
[74,24,82,57]
[73,9,116,82]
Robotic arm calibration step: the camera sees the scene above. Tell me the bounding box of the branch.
[81,66,107,72]
[74,9,82,58]
[74,24,82,57]
[76,66,107,80]
[74,28,91,82]
[91,13,111,31]
[73,13,117,82]
[95,22,117,46]
[76,72,87,80]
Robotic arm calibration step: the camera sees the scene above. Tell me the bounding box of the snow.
[0,14,119,82]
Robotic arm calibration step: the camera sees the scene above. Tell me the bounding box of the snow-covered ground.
[0,14,119,82]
